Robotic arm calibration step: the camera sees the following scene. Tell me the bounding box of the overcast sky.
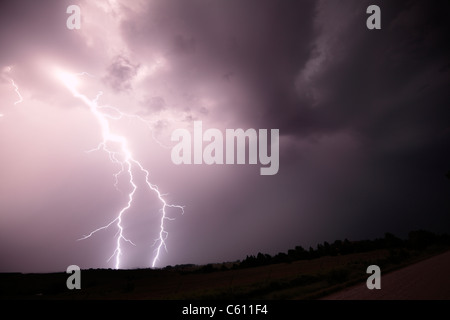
[0,0,449,272]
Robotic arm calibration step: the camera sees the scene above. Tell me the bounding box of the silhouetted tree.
[308,246,317,259]
[273,252,288,263]
[234,229,449,270]
[408,230,437,249]
[199,264,215,273]
[294,245,309,260]
[256,252,271,265]
[384,232,403,248]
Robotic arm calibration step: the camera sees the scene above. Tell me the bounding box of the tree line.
[235,230,450,269]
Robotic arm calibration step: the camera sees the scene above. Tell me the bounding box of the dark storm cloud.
[119,0,450,173]
[140,95,167,114]
[121,0,449,262]
[103,55,141,92]
[120,0,317,125]
[116,0,445,142]
[118,0,450,147]
[287,0,450,142]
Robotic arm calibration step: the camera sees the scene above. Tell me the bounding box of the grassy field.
[1,245,448,300]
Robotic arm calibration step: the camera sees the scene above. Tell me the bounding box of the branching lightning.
[55,68,184,269]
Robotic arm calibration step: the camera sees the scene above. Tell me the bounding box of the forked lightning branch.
[4,65,279,270]
[54,68,184,269]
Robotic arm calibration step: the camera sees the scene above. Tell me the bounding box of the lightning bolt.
[54,68,184,269]
[1,66,23,110]
[10,79,23,105]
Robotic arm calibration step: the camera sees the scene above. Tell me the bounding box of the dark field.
[1,242,449,300]
[323,250,450,300]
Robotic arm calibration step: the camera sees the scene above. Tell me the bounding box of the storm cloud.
[0,0,449,272]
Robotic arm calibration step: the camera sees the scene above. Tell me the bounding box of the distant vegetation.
[169,230,450,273]
[1,230,449,299]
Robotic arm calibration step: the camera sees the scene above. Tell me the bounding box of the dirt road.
[323,250,450,300]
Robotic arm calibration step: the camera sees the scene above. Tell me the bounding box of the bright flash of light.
[54,67,184,269]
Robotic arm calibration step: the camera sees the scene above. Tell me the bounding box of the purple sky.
[0,0,449,273]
